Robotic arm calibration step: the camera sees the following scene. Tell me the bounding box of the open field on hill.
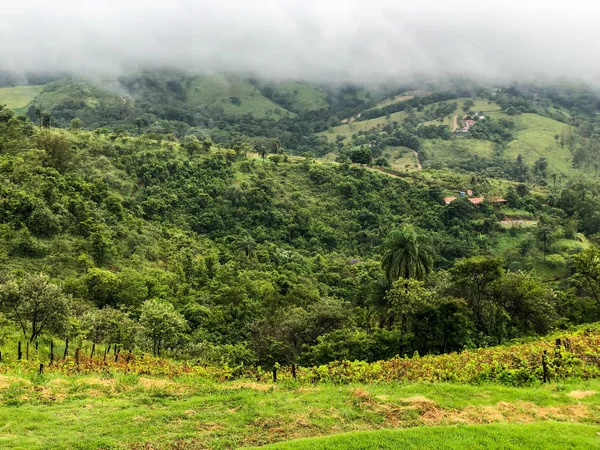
[259,80,329,112]
[486,112,579,177]
[186,75,294,118]
[0,85,44,113]
[0,370,598,449]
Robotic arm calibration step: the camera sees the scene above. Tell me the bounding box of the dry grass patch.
[568,390,597,399]
[227,382,275,391]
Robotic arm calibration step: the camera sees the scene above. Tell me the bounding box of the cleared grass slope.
[0,85,45,113]
[186,75,295,118]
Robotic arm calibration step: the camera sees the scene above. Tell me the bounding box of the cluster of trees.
[0,274,186,357]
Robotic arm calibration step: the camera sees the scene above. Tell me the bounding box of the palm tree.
[34,107,42,129]
[234,236,257,258]
[135,118,142,135]
[381,224,433,283]
[41,112,54,130]
[536,222,555,261]
[270,138,281,154]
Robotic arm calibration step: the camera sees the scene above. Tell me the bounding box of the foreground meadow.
[0,371,599,449]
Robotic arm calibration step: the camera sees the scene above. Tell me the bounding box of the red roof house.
[465,120,476,127]
[444,197,457,205]
[489,196,508,205]
[468,197,485,205]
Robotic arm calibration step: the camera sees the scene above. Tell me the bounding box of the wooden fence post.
[90,343,95,359]
[39,364,44,376]
[50,340,54,364]
[63,338,69,359]
[542,350,550,383]
[272,367,277,383]
[17,341,22,360]
[292,364,297,382]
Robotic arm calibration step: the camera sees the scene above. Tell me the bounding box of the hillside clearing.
[0,85,44,112]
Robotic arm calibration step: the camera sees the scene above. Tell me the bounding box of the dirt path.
[413,151,422,170]
[452,115,458,132]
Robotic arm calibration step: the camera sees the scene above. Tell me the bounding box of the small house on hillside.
[489,196,508,205]
[444,197,457,205]
[468,197,485,205]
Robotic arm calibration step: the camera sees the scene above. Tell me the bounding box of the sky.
[2,0,600,84]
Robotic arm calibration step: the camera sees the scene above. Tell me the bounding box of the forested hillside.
[2,97,600,369]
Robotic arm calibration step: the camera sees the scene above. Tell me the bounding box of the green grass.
[0,371,598,449]
[186,75,295,119]
[0,85,44,113]
[253,422,600,449]
[381,146,419,171]
[322,110,410,142]
[261,81,328,112]
[422,136,495,166]
[487,112,577,177]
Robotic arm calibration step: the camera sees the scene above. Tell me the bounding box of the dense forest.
[2,80,600,372]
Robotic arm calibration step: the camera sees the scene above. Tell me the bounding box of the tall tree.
[536,217,556,260]
[381,224,433,283]
[34,107,42,129]
[0,274,69,342]
[140,299,187,357]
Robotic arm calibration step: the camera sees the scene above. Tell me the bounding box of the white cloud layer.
[2,0,600,83]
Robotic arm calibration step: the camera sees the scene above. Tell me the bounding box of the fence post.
[63,338,69,359]
[17,341,22,360]
[292,364,297,382]
[114,348,120,363]
[90,343,95,359]
[272,367,277,383]
[542,350,550,383]
[39,363,44,376]
[50,340,54,364]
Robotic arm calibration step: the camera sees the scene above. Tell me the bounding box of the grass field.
[0,85,44,113]
[486,112,579,178]
[254,423,600,449]
[0,372,598,449]
[422,136,496,167]
[187,75,295,119]
[261,80,328,112]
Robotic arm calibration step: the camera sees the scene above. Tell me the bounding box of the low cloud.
[2,0,600,84]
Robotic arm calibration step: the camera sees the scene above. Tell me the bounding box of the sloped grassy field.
[0,327,599,449]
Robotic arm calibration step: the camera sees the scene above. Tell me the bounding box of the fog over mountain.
[1,0,600,84]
